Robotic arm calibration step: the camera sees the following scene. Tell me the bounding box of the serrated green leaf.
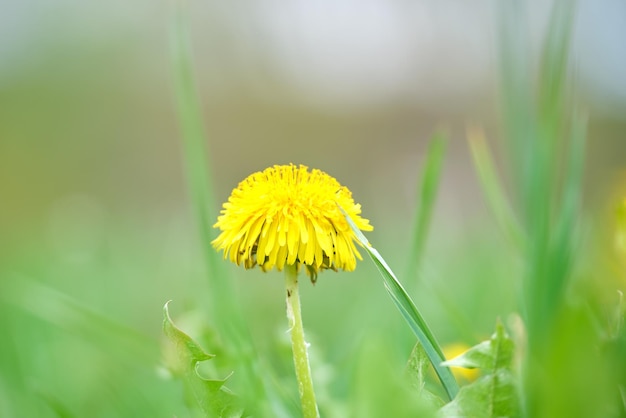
[439,321,519,418]
[442,321,514,372]
[163,301,215,371]
[440,371,518,418]
[441,340,492,370]
[405,342,445,408]
[163,302,245,418]
[406,342,430,392]
[193,376,245,418]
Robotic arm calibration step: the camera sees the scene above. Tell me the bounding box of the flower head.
[212,164,373,281]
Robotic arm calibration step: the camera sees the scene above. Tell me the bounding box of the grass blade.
[467,125,524,251]
[170,2,236,326]
[170,5,288,414]
[341,208,459,400]
[406,133,447,280]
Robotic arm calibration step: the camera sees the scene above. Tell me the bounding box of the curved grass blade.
[340,208,459,400]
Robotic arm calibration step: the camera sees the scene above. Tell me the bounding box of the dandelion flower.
[212,164,372,417]
[212,164,373,281]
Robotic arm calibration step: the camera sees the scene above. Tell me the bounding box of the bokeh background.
[1,1,625,416]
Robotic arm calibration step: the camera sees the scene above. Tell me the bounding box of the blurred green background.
[1,1,626,417]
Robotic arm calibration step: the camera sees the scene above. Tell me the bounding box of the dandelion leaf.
[163,302,245,418]
[405,342,445,408]
[440,320,519,418]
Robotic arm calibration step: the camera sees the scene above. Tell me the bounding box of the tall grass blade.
[468,126,524,251]
[170,2,239,332]
[537,0,577,138]
[497,0,534,197]
[525,0,578,345]
[170,5,289,414]
[498,1,581,417]
[548,109,586,316]
[406,133,447,281]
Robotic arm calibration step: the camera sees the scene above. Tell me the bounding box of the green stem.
[285,265,319,418]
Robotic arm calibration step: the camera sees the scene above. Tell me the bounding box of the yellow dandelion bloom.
[212,164,373,280]
[443,343,480,382]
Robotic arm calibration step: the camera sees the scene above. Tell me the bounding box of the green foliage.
[440,321,519,418]
[163,302,245,418]
[498,0,583,343]
[603,292,626,416]
[496,2,592,417]
[5,1,625,417]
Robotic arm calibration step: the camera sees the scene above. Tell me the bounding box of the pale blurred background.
[1,1,625,416]
[2,0,625,240]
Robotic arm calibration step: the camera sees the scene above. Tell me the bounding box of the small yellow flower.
[212,164,373,281]
[443,343,480,382]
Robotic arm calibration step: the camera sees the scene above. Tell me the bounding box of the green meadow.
[1,2,625,417]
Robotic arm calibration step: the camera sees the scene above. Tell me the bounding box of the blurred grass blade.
[550,110,587,306]
[170,4,281,413]
[558,110,587,243]
[538,0,577,136]
[498,1,582,416]
[37,392,78,418]
[611,291,624,340]
[406,133,447,280]
[522,0,578,344]
[341,208,459,400]
[467,126,524,251]
[171,3,218,250]
[170,1,239,332]
[1,274,156,361]
[170,6,299,416]
[497,0,534,194]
